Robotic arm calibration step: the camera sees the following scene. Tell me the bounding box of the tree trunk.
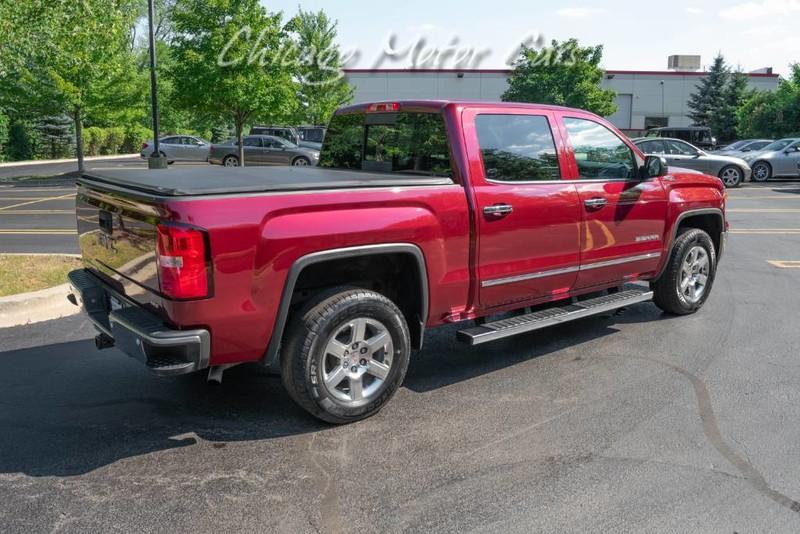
[73,108,85,172]
[235,119,244,168]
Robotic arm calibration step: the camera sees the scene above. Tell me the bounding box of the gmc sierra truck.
[68,100,728,423]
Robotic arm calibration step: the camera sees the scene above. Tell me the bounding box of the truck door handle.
[483,203,513,217]
[584,198,608,210]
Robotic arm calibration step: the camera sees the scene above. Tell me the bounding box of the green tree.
[502,38,617,117]
[35,115,74,159]
[687,54,729,129]
[171,0,297,166]
[0,0,144,170]
[715,70,750,142]
[5,121,34,161]
[285,8,353,125]
[737,64,800,138]
[0,112,8,161]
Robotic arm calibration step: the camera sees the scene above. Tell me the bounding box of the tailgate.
[76,179,162,306]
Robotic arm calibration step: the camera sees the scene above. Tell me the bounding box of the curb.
[0,154,139,169]
[0,283,78,329]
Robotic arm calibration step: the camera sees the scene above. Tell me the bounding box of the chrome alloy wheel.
[720,167,742,187]
[680,246,710,304]
[293,157,309,166]
[224,156,239,167]
[321,317,394,405]
[752,162,770,181]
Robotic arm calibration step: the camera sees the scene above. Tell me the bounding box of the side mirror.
[643,155,668,178]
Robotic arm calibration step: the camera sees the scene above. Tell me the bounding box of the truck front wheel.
[651,228,717,315]
[281,287,411,424]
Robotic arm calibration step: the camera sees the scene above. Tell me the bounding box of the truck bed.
[80,166,453,197]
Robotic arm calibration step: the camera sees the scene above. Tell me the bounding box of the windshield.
[725,140,748,150]
[318,111,452,177]
[762,139,795,151]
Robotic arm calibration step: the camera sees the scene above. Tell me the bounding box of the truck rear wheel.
[651,228,717,315]
[281,287,411,424]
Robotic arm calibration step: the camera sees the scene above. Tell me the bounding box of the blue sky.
[264,0,798,76]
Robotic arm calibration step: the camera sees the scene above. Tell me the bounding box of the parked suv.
[647,126,716,150]
[69,100,727,423]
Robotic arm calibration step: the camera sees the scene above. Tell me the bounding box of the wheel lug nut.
[360,359,367,366]
[351,366,358,373]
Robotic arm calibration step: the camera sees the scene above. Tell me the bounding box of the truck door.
[559,115,668,289]
[463,109,582,309]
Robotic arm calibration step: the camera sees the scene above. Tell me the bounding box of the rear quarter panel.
[162,185,470,365]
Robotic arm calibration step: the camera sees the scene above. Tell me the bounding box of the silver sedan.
[208,135,320,167]
[140,135,210,164]
[742,138,800,182]
[633,137,751,188]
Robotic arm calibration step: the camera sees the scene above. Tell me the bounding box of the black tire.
[280,287,411,424]
[292,156,311,166]
[651,228,717,315]
[751,161,772,182]
[718,165,743,188]
[223,155,239,167]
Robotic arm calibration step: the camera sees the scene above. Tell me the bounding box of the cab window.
[563,118,637,179]
[475,114,561,182]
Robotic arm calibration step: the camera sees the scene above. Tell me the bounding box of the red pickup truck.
[68,100,727,423]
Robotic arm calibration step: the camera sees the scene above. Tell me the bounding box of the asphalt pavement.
[0,160,204,254]
[1,183,800,532]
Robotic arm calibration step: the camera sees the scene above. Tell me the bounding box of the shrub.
[122,124,152,153]
[102,127,125,155]
[83,127,106,156]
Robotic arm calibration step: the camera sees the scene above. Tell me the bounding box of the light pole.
[659,80,665,122]
[147,0,167,169]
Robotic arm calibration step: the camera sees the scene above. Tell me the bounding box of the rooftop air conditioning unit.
[668,55,701,71]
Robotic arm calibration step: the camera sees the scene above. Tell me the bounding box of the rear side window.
[665,140,698,155]
[475,114,561,182]
[563,118,637,180]
[637,140,666,154]
[319,112,452,177]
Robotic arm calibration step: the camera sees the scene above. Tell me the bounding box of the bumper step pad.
[457,286,653,345]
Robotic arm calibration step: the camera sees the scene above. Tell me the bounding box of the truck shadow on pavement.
[0,303,677,477]
[0,339,324,477]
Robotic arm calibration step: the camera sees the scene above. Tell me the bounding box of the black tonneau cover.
[80,166,453,197]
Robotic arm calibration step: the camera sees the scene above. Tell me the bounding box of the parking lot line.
[0,229,77,235]
[727,208,800,213]
[767,261,800,268]
[726,196,800,200]
[0,210,74,215]
[0,188,75,193]
[730,229,800,235]
[0,193,75,212]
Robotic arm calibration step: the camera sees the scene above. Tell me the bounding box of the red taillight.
[367,102,400,113]
[142,142,149,150]
[156,224,209,299]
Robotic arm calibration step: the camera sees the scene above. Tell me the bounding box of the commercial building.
[343,64,780,134]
